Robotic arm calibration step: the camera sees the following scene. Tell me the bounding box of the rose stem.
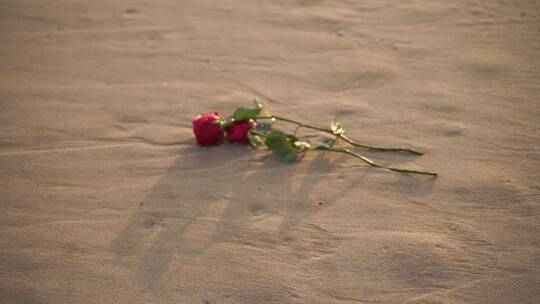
[324,147,437,176]
[255,115,423,155]
[249,131,436,176]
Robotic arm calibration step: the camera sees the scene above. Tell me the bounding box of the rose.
[226,120,254,143]
[190,98,437,176]
[192,112,223,146]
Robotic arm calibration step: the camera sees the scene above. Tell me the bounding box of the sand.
[1,0,540,303]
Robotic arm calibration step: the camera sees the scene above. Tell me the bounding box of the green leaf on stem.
[314,139,335,150]
[331,118,344,135]
[264,130,300,162]
[232,107,261,121]
[281,149,299,162]
[232,101,262,121]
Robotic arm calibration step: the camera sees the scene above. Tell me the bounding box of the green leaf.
[331,118,344,135]
[281,150,298,162]
[314,139,335,150]
[230,97,264,121]
[264,130,300,162]
[232,106,261,121]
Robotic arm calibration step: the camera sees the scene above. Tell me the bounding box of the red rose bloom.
[192,112,223,146]
[226,120,254,143]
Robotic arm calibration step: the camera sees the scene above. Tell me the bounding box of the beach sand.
[1,0,539,303]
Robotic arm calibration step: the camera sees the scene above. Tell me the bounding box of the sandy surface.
[1,0,540,303]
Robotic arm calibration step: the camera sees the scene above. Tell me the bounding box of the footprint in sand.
[124,8,139,16]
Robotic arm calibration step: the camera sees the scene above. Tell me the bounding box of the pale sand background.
[1,1,540,303]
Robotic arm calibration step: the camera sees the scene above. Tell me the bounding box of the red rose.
[226,120,254,143]
[192,112,223,146]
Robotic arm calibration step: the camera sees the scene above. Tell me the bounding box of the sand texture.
[1,0,540,303]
